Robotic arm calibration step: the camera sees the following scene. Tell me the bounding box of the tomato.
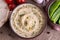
[17,0,25,4]
[5,0,14,4]
[8,3,16,10]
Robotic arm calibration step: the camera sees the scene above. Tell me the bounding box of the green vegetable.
[51,7,60,23]
[49,0,60,18]
[59,19,60,24]
[56,19,59,24]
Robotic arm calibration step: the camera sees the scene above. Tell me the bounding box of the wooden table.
[0,22,60,40]
[0,0,60,40]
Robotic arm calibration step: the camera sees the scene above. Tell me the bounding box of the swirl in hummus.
[10,4,46,38]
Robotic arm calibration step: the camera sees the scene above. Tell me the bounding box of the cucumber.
[51,7,60,23]
[49,0,60,18]
[56,18,59,24]
[59,19,60,24]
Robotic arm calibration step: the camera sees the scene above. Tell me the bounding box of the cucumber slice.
[51,7,60,23]
[59,19,60,24]
[56,18,59,24]
[49,0,60,18]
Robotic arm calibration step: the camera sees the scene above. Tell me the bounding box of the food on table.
[5,0,14,4]
[51,7,60,23]
[16,0,26,4]
[49,0,60,18]
[49,0,60,24]
[5,0,26,10]
[8,3,16,10]
[0,0,9,28]
[10,4,46,38]
[33,0,44,4]
[58,19,60,24]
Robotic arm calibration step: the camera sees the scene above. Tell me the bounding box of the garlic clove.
[34,0,44,4]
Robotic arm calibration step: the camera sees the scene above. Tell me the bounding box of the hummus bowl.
[10,4,46,38]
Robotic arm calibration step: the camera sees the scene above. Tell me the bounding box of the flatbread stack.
[10,4,46,38]
[0,0,9,27]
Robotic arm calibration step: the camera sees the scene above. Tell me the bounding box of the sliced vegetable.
[56,18,59,24]
[49,0,60,18]
[51,7,60,23]
[59,19,60,24]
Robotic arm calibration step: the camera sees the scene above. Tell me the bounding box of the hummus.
[10,4,46,38]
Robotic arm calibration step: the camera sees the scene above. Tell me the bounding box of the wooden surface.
[0,0,60,40]
[0,22,60,40]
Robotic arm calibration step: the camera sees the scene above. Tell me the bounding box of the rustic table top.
[0,22,60,40]
[0,0,60,40]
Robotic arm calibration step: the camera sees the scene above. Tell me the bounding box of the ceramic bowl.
[48,0,60,31]
[10,3,47,38]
